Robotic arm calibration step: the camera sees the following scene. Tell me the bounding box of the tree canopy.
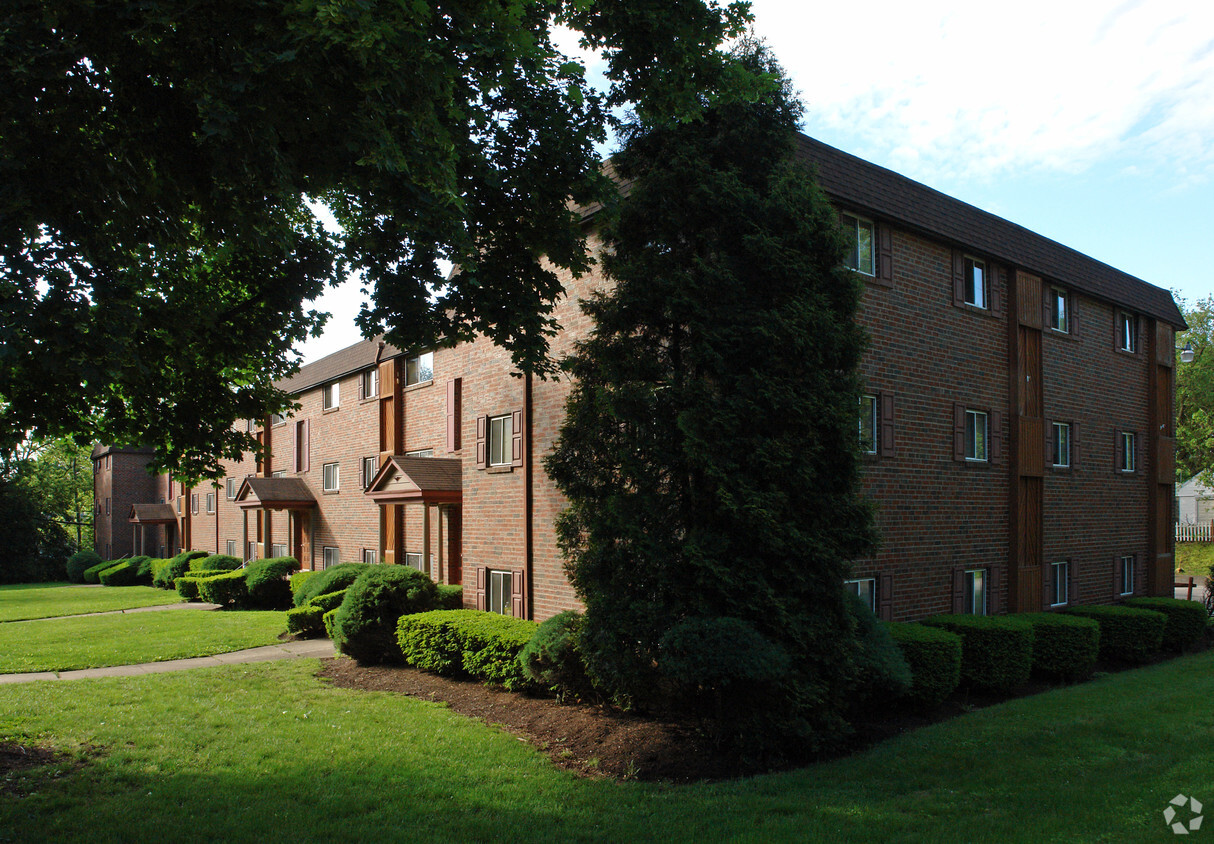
[1177,295,1214,484]
[0,0,752,481]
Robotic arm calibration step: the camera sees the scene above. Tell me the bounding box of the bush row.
[397,609,539,691]
[175,556,301,610]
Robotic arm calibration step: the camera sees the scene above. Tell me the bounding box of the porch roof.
[364,456,462,505]
[128,503,177,525]
[235,476,317,511]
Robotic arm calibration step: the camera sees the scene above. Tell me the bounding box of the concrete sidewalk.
[0,639,336,685]
[22,602,225,620]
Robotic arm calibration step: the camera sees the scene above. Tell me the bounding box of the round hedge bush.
[1018,612,1100,680]
[190,554,243,572]
[245,557,301,609]
[922,614,1034,694]
[844,592,912,709]
[293,562,368,607]
[1123,597,1207,652]
[1066,604,1166,663]
[519,610,593,700]
[154,550,208,588]
[332,566,439,663]
[66,549,103,583]
[884,622,962,708]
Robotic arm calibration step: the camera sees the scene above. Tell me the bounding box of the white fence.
[1176,522,1213,543]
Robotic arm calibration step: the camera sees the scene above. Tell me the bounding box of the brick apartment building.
[93,135,1186,623]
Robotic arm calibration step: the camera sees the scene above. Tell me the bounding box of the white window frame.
[841,213,875,277]
[205,492,216,514]
[405,448,434,458]
[845,578,876,613]
[1120,555,1135,596]
[361,456,378,490]
[226,539,237,557]
[270,543,288,559]
[1121,432,1137,473]
[965,410,989,462]
[246,541,257,562]
[1050,561,1070,607]
[489,414,513,467]
[404,552,431,576]
[362,549,378,565]
[405,352,434,386]
[965,568,987,616]
[361,368,379,399]
[1049,287,1069,333]
[964,257,987,309]
[226,478,236,500]
[1118,311,1137,352]
[488,569,513,616]
[1052,422,1071,468]
[322,462,340,492]
[271,413,285,426]
[272,469,286,479]
[322,382,340,410]
[859,395,877,455]
[322,547,339,569]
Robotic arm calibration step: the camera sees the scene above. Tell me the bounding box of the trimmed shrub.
[843,593,912,709]
[884,622,962,708]
[197,569,248,606]
[398,609,540,690]
[309,589,347,613]
[1066,604,1166,663]
[66,550,102,583]
[519,610,593,699]
[323,608,340,640]
[290,570,317,600]
[244,556,301,609]
[82,559,119,584]
[332,566,439,663]
[1019,613,1100,680]
[155,550,208,588]
[293,562,369,607]
[922,614,1034,693]
[190,554,242,573]
[287,605,325,636]
[436,584,463,610]
[134,556,160,583]
[149,557,173,584]
[175,573,210,601]
[98,558,148,587]
[1124,597,1207,652]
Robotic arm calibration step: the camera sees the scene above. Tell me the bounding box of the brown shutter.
[511,409,524,468]
[987,566,999,612]
[447,378,462,453]
[475,567,487,611]
[1113,311,1122,351]
[953,403,966,461]
[302,420,310,473]
[1042,285,1053,331]
[1070,421,1080,467]
[879,573,893,621]
[879,392,896,457]
[952,567,965,614]
[1043,561,1053,608]
[990,410,1004,465]
[990,264,1004,317]
[511,570,524,618]
[876,223,893,286]
[1044,418,1054,468]
[952,251,965,306]
[358,375,365,401]
[1069,293,1080,338]
[476,416,488,469]
[1113,555,1122,599]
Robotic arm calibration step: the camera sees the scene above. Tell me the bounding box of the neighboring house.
[93,134,1186,622]
[1176,476,1214,524]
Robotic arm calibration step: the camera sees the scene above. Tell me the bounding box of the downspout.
[525,372,534,620]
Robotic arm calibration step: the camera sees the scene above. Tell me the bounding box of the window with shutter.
[859,395,877,454]
[879,393,896,457]
[840,214,875,276]
[844,578,876,612]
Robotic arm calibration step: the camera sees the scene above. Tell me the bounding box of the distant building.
[1176,476,1214,525]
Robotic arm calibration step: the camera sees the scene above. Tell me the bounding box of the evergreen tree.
[545,44,877,759]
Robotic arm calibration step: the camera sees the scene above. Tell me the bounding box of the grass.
[3,651,1214,842]
[0,583,182,622]
[0,610,287,673]
[1176,542,1214,578]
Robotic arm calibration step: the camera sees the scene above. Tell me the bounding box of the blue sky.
[298,0,1212,364]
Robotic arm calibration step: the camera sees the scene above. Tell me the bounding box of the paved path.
[0,639,335,685]
[20,602,225,620]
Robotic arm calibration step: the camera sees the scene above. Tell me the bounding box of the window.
[1120,431,1137,473]
[1048,287,1069,333]
[1118,311,1137,352]
[322,382,339,410]
[489,414,513,467]
[845,578,876,613]
[405,448,433,458]
[270,543,287,558]
[322,462,340,492]
[361,368,379,399]
[362,549,378,565]
[247,541,256,561]
[965,410,989,462]
[271,412,285,426]
[964,257,986,309]
[1050,561,1070,607]
[964,569,987,615]
[1052,422,1071,468]
[272,470,286,479]
[294,420,309,473]
[405,552,430,575]
[841,213,875,276]
[405,352,434,386]
[206,492,215,514]
[361,456,378,490]
[859,395,877,455]
[106,454,111,470]
[226,540,237,557]
[226,478,236,500]
[488,570,513,616]
[322,547,339,569]
[1120,555,1136,596]
[191,493,199,514]
[94,459,99,474]
[105,497,110,516]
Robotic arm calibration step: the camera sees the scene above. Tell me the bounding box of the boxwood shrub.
[197,569,248,606]
[323,607,340,640]
[190,554,242,573]
[1018,613,1100,680]
[155,550,208,588]
[244,557,301,609]
[290,570,317,600]
[82,559,118,584]
[436,584,463,610]
[98,557,149,587]
[331,566,439,663]
[1123,597,1207,652]
[287,605,325,636]
[397,609,540,691]
[135,556,160,583]
[922,614,1034,693]
[518,610,591,698]
[293,562,368,607]
[1066,604,1166,663]
[66,550,102,583]
[309,589,347,613]
[883,622,962,707]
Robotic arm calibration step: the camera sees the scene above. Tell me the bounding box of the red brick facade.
[93,137,1183,623]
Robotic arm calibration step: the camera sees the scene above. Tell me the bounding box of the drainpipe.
[525,372,534,620]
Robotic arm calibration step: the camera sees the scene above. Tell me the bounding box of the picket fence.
[1176,522,1214,543]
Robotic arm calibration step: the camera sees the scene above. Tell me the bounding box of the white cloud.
[750,0,1214,183]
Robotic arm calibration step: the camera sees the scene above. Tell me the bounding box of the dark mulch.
[0,742,79,798]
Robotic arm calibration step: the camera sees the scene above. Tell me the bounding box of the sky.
[297,0,1213,364]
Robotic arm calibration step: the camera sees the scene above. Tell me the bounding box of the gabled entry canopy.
[128,503,177,524]
[364,456,462,505]
[235,476,317,511]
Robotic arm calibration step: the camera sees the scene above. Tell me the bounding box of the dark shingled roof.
[796,135,1185,328]
[276,337,402,395]
[236,476,317,508]
[129,503,176,524]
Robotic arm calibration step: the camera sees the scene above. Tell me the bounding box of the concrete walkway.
[23,601,225,620]
[0,639,335,685]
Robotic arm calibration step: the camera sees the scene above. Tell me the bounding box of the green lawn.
[0,610,287,673]
[3,651,1212,842]
[1176,542,1214,578]
[0,583,182,622]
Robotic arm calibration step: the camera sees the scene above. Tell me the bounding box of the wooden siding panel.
[1019,416,1044,477]
[1016,271,1043,329]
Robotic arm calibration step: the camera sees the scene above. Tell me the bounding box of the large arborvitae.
[546,47,877,756]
